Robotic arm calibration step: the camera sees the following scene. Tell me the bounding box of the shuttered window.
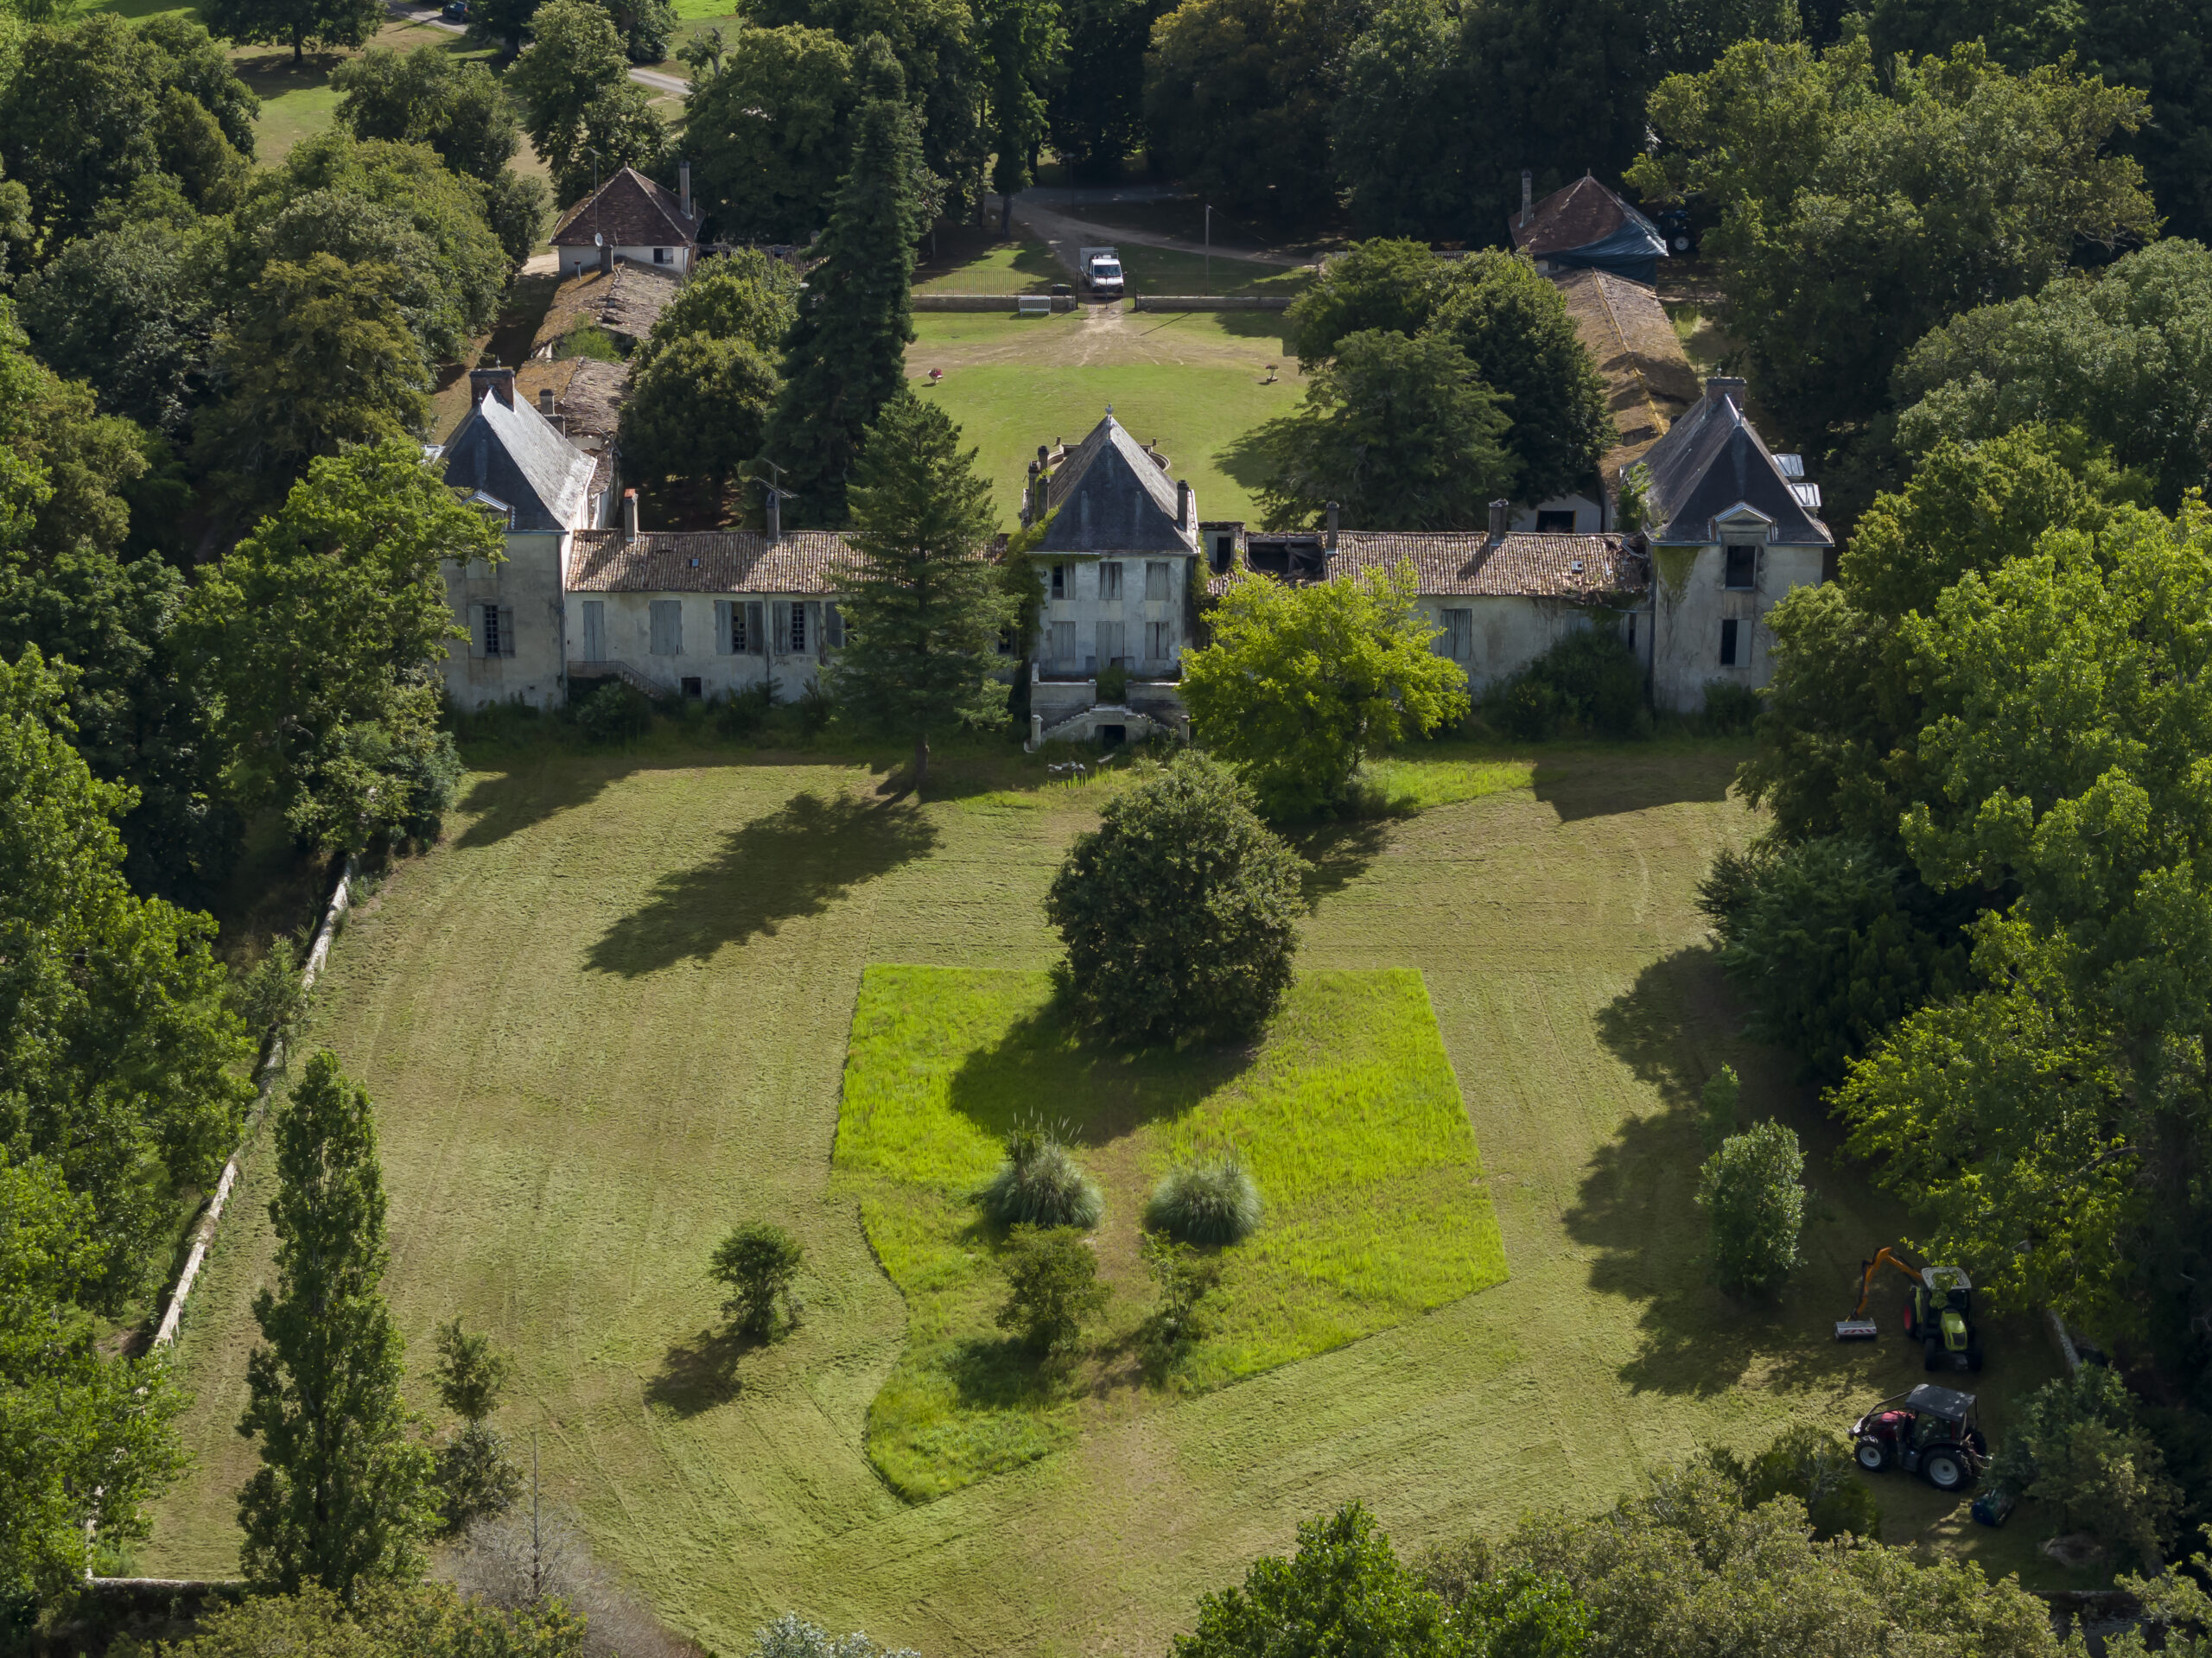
[714,600,734,655]
[1145,561,1170,600]
[650,600,683,656]
[1100,562,1122,599]
[1440,608,1471,659]
[747,602,765,656]
[1146,620,1171,660]
[582,600,604,661]
[1049,619,1076,663]
[825,603,843,649]
[1096,620,1125,664]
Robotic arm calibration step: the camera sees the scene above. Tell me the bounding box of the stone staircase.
[568,659,668,698]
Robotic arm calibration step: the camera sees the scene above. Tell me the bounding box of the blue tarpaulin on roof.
[1548,210,1669,283]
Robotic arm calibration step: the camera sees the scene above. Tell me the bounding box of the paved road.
[385,3,685,93]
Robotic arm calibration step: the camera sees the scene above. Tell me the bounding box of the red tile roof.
[550,167,701,250]
[1207,531,1646,600]
[567,530,856,594]
[1510,175,1635,257]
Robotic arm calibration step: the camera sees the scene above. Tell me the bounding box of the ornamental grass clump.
[981,1121,1103,1230]
[1147,1155,1262,1246]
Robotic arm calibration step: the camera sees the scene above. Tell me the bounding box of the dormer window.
[1724,545,1758,590]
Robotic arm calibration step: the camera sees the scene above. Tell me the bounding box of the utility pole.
[1205,204,1212,295]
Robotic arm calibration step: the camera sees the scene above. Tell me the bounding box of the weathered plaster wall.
[441,534,569,712]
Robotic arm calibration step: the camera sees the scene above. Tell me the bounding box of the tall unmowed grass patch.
[832,965,1508,1498]
[979,1120,1104,1230]
[1147,1156,1262,1245]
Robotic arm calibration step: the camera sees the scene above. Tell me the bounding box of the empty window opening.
[680,676,702,698]
[1719,617,1739,666]
[1099,724,1127,749]
[1724,545,1758,590]
[1050,562,1068,598]
[1535,509,1577,533]
[1211,534,1234,573]
[1244,538,1326,579]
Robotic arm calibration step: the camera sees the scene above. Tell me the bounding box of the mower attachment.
[1834,1318,1881,1340]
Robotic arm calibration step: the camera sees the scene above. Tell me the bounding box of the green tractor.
[1908,1264,1980,1372]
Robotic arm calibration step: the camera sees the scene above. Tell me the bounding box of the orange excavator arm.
[1835,1247,1918,1340]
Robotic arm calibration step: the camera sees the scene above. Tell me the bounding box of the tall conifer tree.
[830,391,1014,788]
[763,36,927,524]
[238,1051,431,1598]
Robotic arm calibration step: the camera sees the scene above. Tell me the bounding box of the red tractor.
[1851,1383,1989,1493]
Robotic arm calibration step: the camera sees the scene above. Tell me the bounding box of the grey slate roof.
[1038,416,1192,553]
[1639,382,1831,547]
[442,391,600,534]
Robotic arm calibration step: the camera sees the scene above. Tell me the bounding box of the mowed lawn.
[143,740,2068,1655]
[836,966,1507,1501]
[907,310,1301,528]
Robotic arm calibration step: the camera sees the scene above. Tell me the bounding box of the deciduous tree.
[1049,0,1163,179]
[508,0,668,204]
[710,1222,806,1337]
[1046,752,1306,1040]
[995,1224,1109,1354]
[183,440,495,851]
[203,0,386,67]
[976,0,1062,231]
[1629,38,2156,451]
[620,334,780,501]
[238,1051,435,1597]
[0,1152,189,1601]
[1183,562,1470,816]
[827,391,1014,787]
[331,44,524,182]
[1253,329,1515,530]
[683,22,858,241]
[1696,1118,1806,1295]
[0,648,252,1305]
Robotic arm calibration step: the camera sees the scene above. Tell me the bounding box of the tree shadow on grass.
[1532,746,1741,823]
[1216,426,1281,493]
[586,789,938,975]
[1575,946,1867,1398]
[946,992,1258,1148]
[1288,816,1391,905]
[645,1323,763,1417]
[454,755,642,851]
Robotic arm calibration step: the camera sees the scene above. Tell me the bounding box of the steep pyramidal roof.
[1037,415,1192,553]
[550,166,701,249]
[442,390,599,534]
[1640,380,1830,547]
[1510,175,1669,283]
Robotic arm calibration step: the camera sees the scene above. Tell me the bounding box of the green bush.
[980,1121,1103,1230]
[716,677,779,737]
[1147,1156,1262,1245]
[1096,661,1130,702]
[1696,1118,1805,1296]
[577,678,651,744]
[1700,1064,1739,1152]
[995,1224,1109,1355]
[1045,753,1307,1043]
[1484,626,1645,740]
[1993,1367,2182,1568]
[709,1221,805,1338]
[1701,677,1762,734]
[797,678,835,736]
[1137,1233,1223,1379]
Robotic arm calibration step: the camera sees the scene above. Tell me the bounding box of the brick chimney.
[1325,500,1339,550]
[622,488,639,540]
[470,364,516,409]
[680,158,692,221]
[1176,479,1192,530]
[1488,499,1510,544]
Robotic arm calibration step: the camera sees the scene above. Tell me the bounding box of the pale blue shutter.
[715,600,732,655]
[747,602,765,655]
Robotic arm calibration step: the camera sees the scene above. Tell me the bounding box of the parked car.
[442,2,468,20]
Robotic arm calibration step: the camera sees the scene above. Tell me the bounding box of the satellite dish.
[594,232,605,247]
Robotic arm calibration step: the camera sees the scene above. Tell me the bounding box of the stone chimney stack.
[680,158,692,221]
[1176,479,1192,530]
[1023,460,1040,527]
[1488,499,1510,543]
[623,488,639,540]
[469,364,516,409]
[1705,375,1748,407]
[1521,169,1533,227]
[537,387,556,416]
[1325,500,1339,550]
[765,485,781,541]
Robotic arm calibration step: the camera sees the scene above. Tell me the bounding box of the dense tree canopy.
[1146,0,1371,217]
[1629,37,2157,450]
[0,1150,188,1599]
[620,334,782,501]
[977,0,1064,219]
[331,44,523,183]
[1894,240,2212,510]
[0,647,251,1309]
[1253,328,1516,530]
[764,41,929,524]
[508,0,670,204]
[1050,0,1166,178]
[684,23,858,241]
[16,218,220,436]
[183,441,493,851]
[203,0,385,65]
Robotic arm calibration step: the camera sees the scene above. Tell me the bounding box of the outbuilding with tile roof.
[1509,174,1669,283]
[550,164,702,276]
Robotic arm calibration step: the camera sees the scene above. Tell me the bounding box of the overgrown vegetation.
[979,1120,1104,1230]
[1695,1119,1804,1297]
[1145,1157,1262,1246]
[1484,627,1644,741]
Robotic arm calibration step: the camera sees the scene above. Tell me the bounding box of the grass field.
[915,226,1302,298]
[139,734,2083,1655]
[835,966,1507,1501]
[907,309,1301,528]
